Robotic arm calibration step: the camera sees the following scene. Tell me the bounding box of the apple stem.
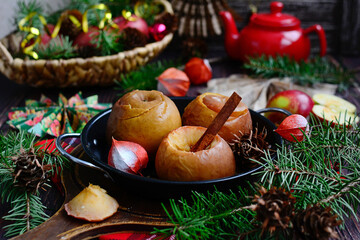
[191,92,242,152]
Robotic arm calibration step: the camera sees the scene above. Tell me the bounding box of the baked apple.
[182,93,252,143]
[155,126,236,181]
[106,90,182,156]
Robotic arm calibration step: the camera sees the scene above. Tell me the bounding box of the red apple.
[265,90,314,124]
[113,15,149,38]
[73,26,100,48]
[311,93,358,126]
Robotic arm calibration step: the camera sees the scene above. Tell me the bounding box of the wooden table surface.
[0,47,360,239]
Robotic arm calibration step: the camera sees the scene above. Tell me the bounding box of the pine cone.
[59,10,83,40]
[231,127,271,168]
[12,148,52,193]
[123,28,148,50]
[293,204,342,240]
[251,186,296,234]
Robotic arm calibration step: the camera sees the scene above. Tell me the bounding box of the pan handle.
[56,133,114,181]
[256,107,292,116]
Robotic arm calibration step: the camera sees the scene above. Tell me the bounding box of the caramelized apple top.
[202,93,248,118]
[115,90,167,119]
[167,126,219,152]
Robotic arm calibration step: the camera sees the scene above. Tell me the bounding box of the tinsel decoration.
[12,148,52,193]
[251,186,296,234]
[8,92,111,137]
[230,127,271,168]
[293,205,342,240]
[171,0,239,37]
[123,27,148,50]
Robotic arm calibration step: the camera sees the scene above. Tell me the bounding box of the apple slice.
[312,93,356,114]
[312,93,358,126]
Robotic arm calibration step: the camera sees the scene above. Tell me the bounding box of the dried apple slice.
[312,94,358,126]
[65,184,119,222]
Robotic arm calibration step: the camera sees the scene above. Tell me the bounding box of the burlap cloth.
[200,74,337,110]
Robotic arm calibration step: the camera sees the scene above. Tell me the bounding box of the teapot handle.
[303,24,327,57]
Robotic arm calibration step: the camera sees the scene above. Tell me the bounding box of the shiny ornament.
[157,68,190,97]
[113,14,149,38]
[274,114,309,142]
[184,57,212,85]
[108,138,149,175]
[150,23,167,41]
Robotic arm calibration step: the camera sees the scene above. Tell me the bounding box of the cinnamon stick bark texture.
[190,92,242,152]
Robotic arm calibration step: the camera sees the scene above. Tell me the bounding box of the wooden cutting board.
[12,145,173,240]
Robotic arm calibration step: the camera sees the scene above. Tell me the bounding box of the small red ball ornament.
[184,57,212,85]
[150,23,167,41]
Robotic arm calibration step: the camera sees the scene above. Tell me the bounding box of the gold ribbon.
[18,12,48,59]
[82,4,118,32]
[19,4,120,58]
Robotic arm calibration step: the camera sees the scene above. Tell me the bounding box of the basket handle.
[0,41,14,63]
[154,0,174,14]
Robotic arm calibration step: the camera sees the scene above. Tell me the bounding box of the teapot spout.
[219,11,242,60]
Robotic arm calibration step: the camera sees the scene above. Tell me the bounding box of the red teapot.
[219,1,327,62]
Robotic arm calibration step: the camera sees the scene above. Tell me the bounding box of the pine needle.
[0,130,68,237]
[244,55,354,91]
[115,59,180,97]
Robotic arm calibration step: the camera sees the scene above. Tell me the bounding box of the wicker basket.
[0,0,173,88]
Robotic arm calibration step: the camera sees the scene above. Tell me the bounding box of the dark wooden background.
[0,0,360,239]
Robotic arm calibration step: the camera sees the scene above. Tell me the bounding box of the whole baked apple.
[155,126,236,181]
[106,90,182,157]
[182,92,252,143]
[265,90,314,124]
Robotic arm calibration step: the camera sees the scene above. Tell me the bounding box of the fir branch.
[115,60,179,96]
[0,130,68,237]
[15,0,44,32]
[92,28,124,56]
[35,36,77,60]
[155,187,257,240]
[244,55,353,91]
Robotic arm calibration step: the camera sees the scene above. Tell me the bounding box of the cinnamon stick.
[191,92,242,152]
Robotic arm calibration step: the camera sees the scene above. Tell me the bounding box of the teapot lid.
[251,1,300,28]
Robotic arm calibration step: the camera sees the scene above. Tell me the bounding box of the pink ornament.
[150,23,167,41]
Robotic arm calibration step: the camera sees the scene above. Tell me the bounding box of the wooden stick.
[191,92,242,152]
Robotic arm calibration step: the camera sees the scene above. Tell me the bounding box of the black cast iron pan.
[56,97,290,199]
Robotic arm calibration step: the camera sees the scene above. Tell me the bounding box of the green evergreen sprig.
[35,36,77,60]
[0,130,68,237]
[15,0,44,32]
[115,60,179,97]
[244,55,353,91]
[156,116,360,239]
[92,28,124,56]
